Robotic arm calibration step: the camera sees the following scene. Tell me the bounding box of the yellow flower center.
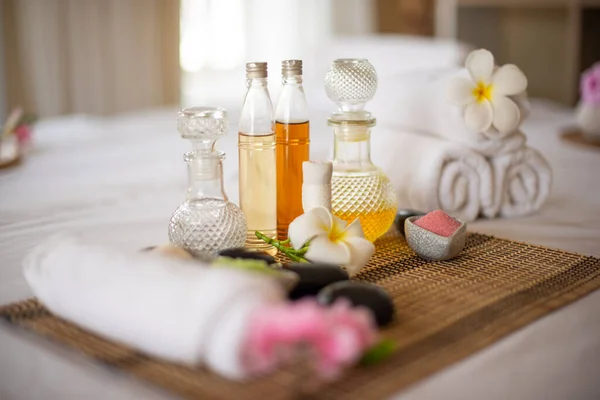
[327,222,347,243]
[472,81,493,103]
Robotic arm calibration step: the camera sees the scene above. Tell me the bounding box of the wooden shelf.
[457,0,569,8]
[457,0,600,7]
[581,0,600,7]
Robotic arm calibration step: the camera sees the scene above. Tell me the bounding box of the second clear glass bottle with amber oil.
[238,62,277,254]
[328,112,396,242]
[325,59,397,242]
[275,60,309,239]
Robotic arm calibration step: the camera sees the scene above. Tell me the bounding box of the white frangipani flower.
[288,207,374,276]
[448,49,528,134]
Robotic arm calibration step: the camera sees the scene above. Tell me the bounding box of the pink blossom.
[242,298,378,379]
[14,125,32,145]
[581,62,600,105]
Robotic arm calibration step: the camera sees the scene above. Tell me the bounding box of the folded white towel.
[371,69,530,156]
[485,147,552,218]
[23,234,284,380]
[373,129,493,222]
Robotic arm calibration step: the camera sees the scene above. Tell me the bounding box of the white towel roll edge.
[23,234,284,380]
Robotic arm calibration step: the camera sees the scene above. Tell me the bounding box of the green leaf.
[211,257,279,275]
[360,339,397,366]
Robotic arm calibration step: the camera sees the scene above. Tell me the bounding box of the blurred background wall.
[1,0,180,118]
[0,2,6,123]
[1,0,598,119]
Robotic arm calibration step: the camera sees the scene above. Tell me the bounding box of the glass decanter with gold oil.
[324,59,397,242]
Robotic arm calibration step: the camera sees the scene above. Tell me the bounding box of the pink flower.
[14,125,32,145]
[581,62,600,105]
[242,298,378,380]
[312,299,377,378]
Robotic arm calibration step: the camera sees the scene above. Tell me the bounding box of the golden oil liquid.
[276,120,310,240]
[331,172,397,242]
[238,133,277,254]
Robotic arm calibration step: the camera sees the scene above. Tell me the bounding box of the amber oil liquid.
[331,182,397,242]
[276,120,309,239]
[238,133,277,254]
[330,128,397,243]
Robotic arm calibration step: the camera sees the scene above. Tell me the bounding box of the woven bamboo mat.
[2,231,600,400]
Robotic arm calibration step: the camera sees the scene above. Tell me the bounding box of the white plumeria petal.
[464,101,493,132]
[491,95,521,133]
[305,234,351,265]
[344,218,366,239]
[466,49,494,83]
[331,214,348,231]
[447,77,476,106]
[288,207,331,249]
[343,237,375,277]
[492,64,527,96]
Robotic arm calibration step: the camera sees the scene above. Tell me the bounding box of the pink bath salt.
[414,210,461,237]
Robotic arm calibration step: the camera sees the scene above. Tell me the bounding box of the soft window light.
[180,0,245,72]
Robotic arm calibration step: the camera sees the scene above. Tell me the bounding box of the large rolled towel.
[23,234,284,380]
[373,129,493,222]
[485,147,552,218]
[371,69,530,156]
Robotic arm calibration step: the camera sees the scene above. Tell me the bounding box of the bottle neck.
[185,151,227,201]
[240,78,273,134]
[246,77,268,88]
[275,75,308,123]
[332,126,375,172]
[282,75,303,85]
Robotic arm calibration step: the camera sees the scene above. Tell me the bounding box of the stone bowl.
[404,216,467,261]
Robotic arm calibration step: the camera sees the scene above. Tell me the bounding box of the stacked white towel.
[373,63,551,221]
[372,130,493,222]
[371,69,531,157]
[23,234,285,380]
[485,148,552,218]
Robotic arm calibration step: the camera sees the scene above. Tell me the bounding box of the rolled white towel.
[486,147,552,218]
[23,234,284,380]
[373,129,493,222]
[371,69,530,156]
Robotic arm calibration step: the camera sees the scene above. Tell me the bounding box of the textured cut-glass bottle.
[169,107,247,260]
[238,62,277,254]
[275,60,309,240]
[325,59,397,242]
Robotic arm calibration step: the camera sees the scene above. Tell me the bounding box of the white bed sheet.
[1,98,599,399]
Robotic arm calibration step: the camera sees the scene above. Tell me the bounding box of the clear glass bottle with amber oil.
[275,60,309,240]
[238,62,277,254]
[324,59,397,242]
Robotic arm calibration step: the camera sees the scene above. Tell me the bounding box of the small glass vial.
[238,62,277,254]
[325,59,397,242]
[275,60,310,239]
[169,107,246,260]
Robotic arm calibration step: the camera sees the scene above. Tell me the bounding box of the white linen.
[484,147,553,218]
[371,69,530,156]
[1,97,600,399]
[373,129,492,222]
[308,35,472,83]
[23,233,284,380]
